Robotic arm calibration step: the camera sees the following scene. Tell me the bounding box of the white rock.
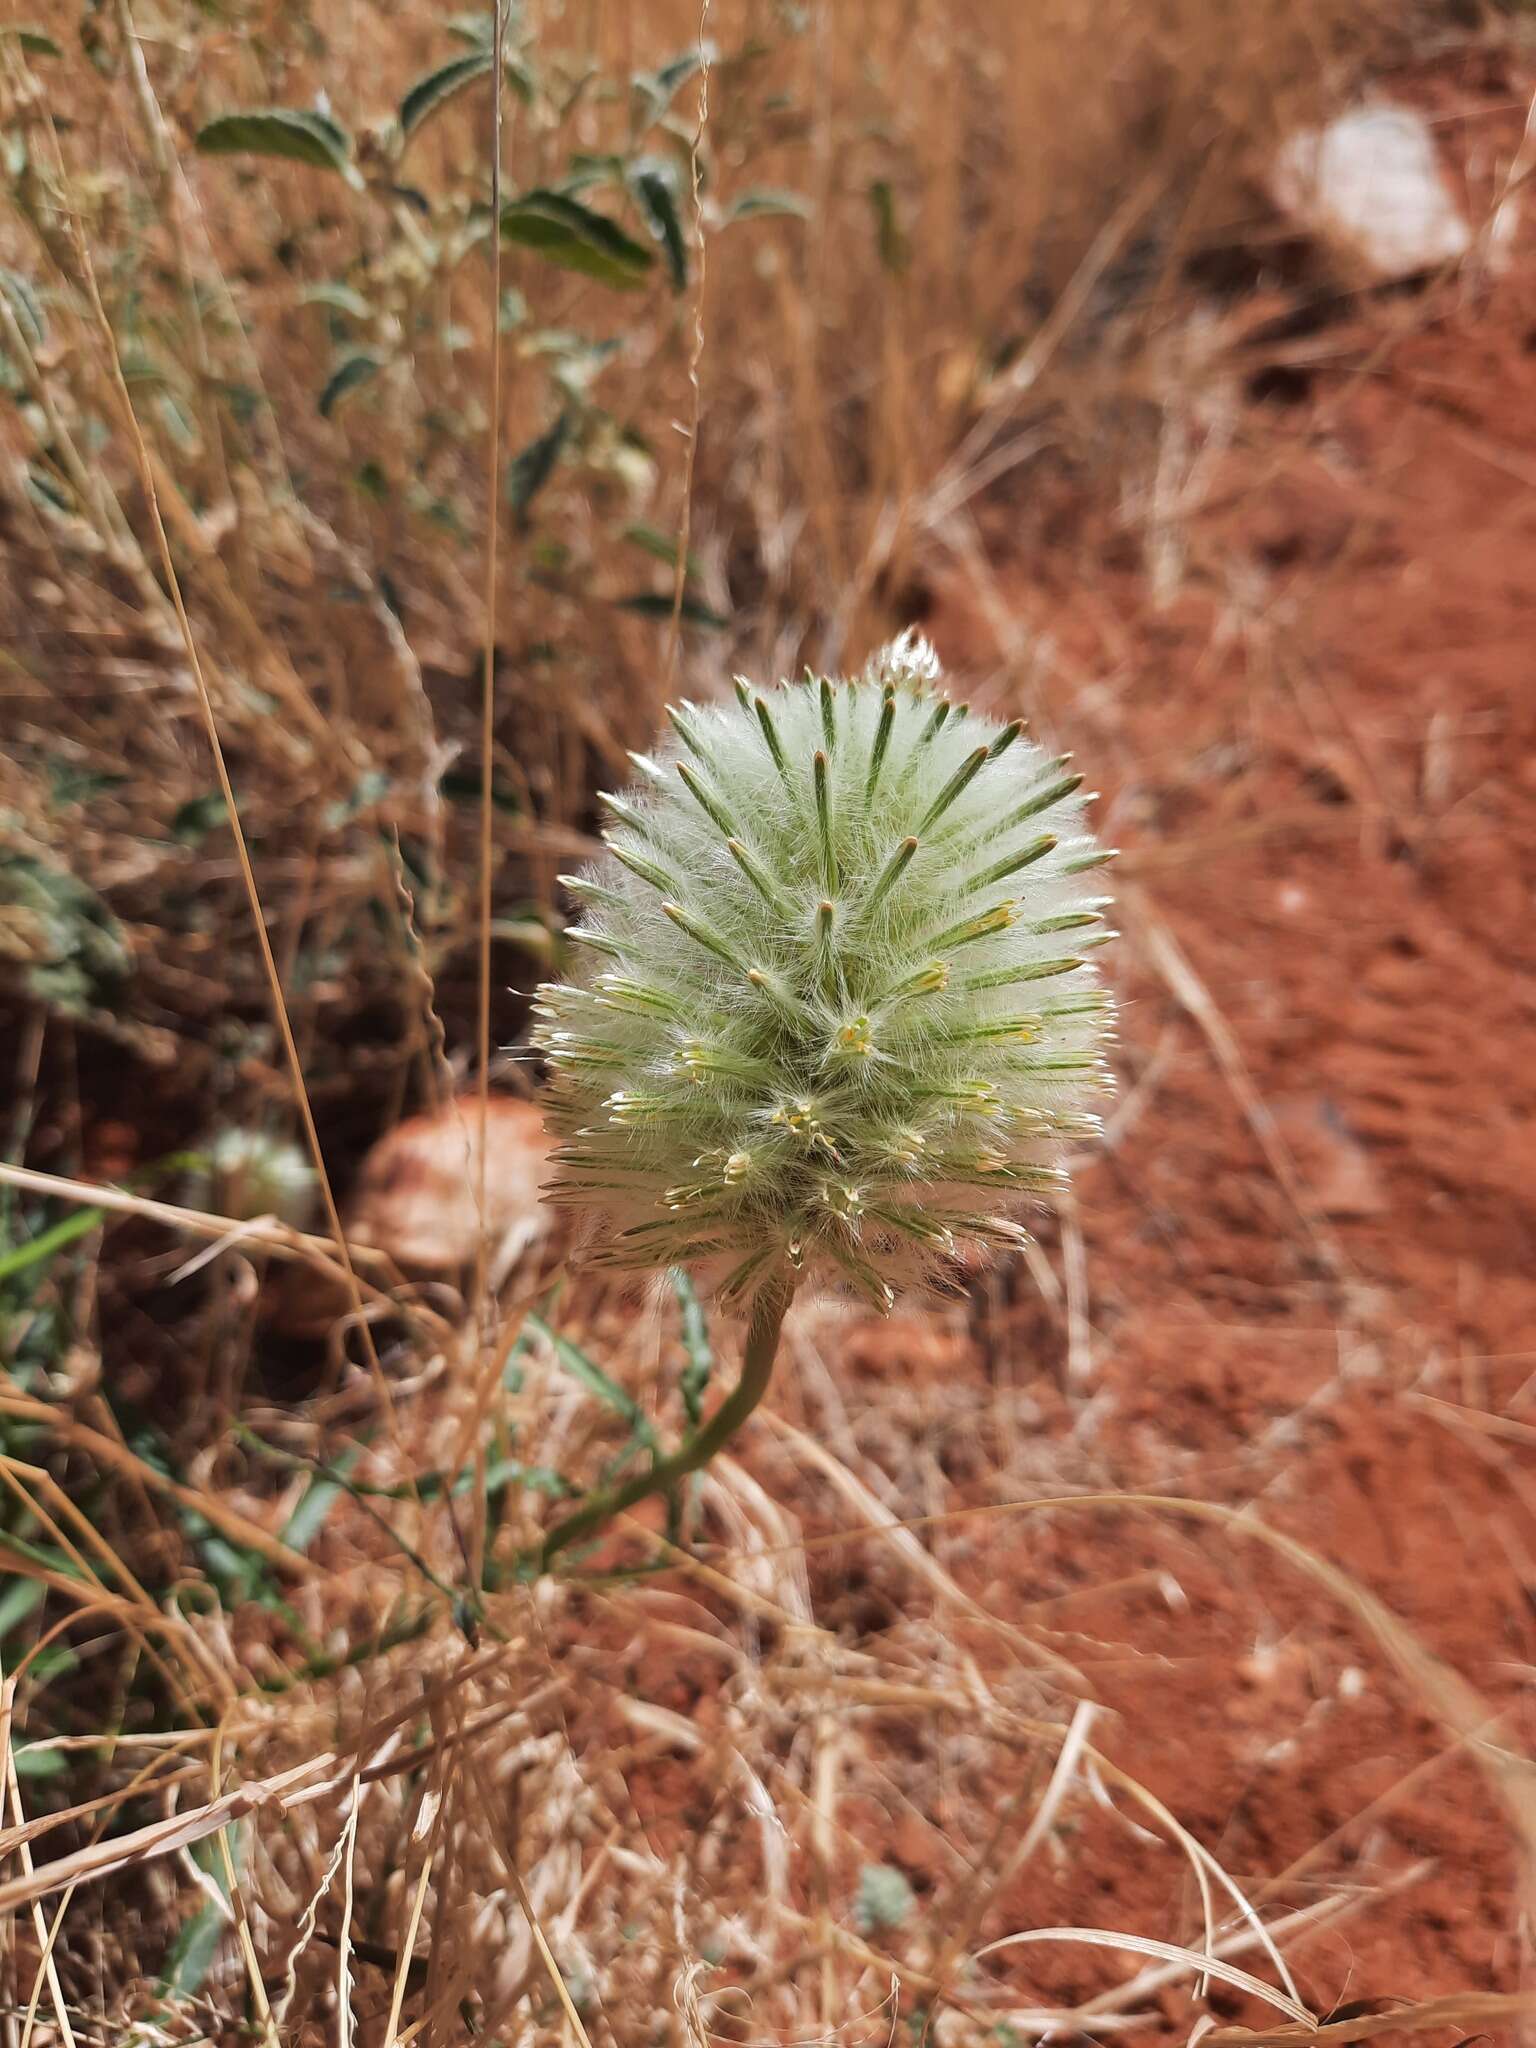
[1270,105,1472,282]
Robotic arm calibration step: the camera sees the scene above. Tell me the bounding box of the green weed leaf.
[855,1863,915,1935]
[868,179,910,274]
[630,159,688,290]
[525,1312,660,1455]
[300,282,373,320]
[727,188,810,222]
[634,44,715,119]
[196,109,356,180]
[400,51,492,137]
[506,411,569,520]
[0,27,61,57]
[614,591,728,630]
[0,269,46,349]
[671,1270,713,1425]
[319,350,383,418]
[0,1207,104,1286]
[501,190,654,290]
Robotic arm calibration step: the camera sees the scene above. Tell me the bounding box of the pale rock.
[1270,106,1474,283]
[346,1094,552,1277]
[261,1094,553,1336]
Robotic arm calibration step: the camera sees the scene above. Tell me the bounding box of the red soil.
[585,56,1536,2037]
[835,70,1536,2028]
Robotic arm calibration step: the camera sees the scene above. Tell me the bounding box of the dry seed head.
[534,634,1115,1310]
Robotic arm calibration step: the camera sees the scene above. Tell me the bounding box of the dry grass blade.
[474,0,509,1355]
[46,127,407,1456]
[509,1860,599,2048]
[761,1410,1086,1683]
[0,1392,315,1575]
[0,1159,392,1287]
[1123,885,1349,1277]
[971,1928,1316,2026]
[1203,1992,1536,2047]
[0,1753,333,1917]
[663,0,711,696]
[2,1683,78,2048]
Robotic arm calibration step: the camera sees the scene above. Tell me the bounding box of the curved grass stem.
[536,1269,795,1571]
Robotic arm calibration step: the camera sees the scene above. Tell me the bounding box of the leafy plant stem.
[537,1266,794,1570]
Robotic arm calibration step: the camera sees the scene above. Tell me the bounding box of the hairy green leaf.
[525,1312,660,1454]
[671,1269,713,1425]
[630,159,688,290]
[0,1207,104,1285]
[0,268,46,349]
[319,350,383,418]
[634,43,715,117]
[506,411,569,519]
[300,281,373,319]
[855,1863,916,1935]
[0,26,62,57]
[400,51,491,137]
[196,108,355,179]
[868,179,910,274]
[614,591,729,630]
[501,190,654,290]
[727,188,810,222]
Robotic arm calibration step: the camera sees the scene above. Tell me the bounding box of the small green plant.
[195,1127,318,1230]
[531,634,1115,1563]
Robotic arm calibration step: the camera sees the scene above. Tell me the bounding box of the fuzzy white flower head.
[534,635,1115,1311]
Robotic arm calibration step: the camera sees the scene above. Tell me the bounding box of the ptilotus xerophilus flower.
[529,633,1115,1565]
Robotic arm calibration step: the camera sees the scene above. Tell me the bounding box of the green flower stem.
[537,1268,796,1571]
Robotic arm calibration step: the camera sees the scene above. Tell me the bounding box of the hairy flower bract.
[534,635,1115,1310]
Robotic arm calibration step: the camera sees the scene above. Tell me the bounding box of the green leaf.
[440,769,522,815]
[0,848,129,1010]
[671,1269,713,1426]
[622,522,701,580]
[727,188,810,222]
[12,1744,66,1781]
[319,350,383,418]
[501,190,654,290]
[0,1532,89,1584]
[630,159,687,291]
[0,268,47,348]
[506,411,569,520]
[158,1901,227,1999]
[614,591,728,630]
[564,151,624,195]
[157,390,198,450]
[525,1312,659,1455]
[447,12,494,48]
[0,1577,45,1638]
[634,44,715,117]
[300,281,372,320]
[0,27,62,57]
[279,1445,360,1554]
[868,180,910,275]
[400,51,492,137]
[196,109,355,180]
[854,1863,916,1935]
[171,792,228,844]
[158,1829,238,1997]
[0,1206,103,1285]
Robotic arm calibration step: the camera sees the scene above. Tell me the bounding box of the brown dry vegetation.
[2,2,1535,2045]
